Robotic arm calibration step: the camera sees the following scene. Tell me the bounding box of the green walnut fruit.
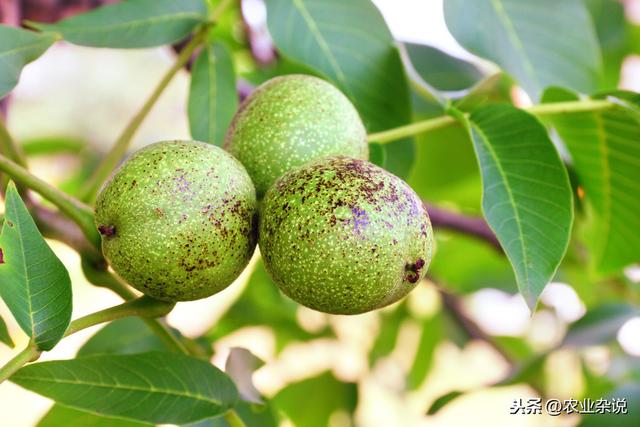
[224,74,368,197]
[95,140,257,302]
[259,156,433,314]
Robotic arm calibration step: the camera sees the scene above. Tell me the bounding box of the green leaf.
[189,40,238,146]
[543,88,640,272]
[466,105,574,309]
[29,0,207,48]
[426,390,464,415]
[0,182,72,351]
[403,43,483,91]
[38,405,150,427]
[0,25,56,99]
[0,314,14,348]
[274,372,357,427]
[444,0,602,100]
[562,304,639,348]
[265,0,414,178]
[11,352,238,424]
[77,317,169,356]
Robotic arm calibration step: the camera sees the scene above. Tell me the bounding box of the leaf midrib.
[592,112,613,266]
[0,38,53,60]
[489,0,539,92]
[5,196,37,340]
[289,0,351,96]
[13,374,223,406]
[472,123,531,290]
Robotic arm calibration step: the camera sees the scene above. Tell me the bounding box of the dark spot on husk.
[0,248,4,264]
[404,258,426,283]
[98,225,116,237]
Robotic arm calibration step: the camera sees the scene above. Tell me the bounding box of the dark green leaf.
[444,0,601,100]
[189,40,238,146]
[0,25,56,99]
[11,352,238,424]
[562,304,639,347]
[466,105,574,309]
[38,405,150,427]
[543,88,640,272]
[427,390,464,415]
[274,372,357,427]
[0,182,72,351]
[403,43,483,91]
[265,0,414,178]
[29,0,207,48]
[208,259,326,351]
[77,317,169,357]
[0,314,14,348]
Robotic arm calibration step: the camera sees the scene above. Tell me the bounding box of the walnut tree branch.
[424,202,502,252]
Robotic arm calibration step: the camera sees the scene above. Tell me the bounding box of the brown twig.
[424,202,502,252]
[437,286,512,362]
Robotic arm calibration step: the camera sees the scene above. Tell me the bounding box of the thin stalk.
[224,409,247,427]
[367,99,616,145]
[0,153,99,248]
[64,296,174,337]
[526,99,613,116]
[81,259,190,354]
[0,343,40,384]
[210,0,235,21]
[0,116,26,167]
[0,297,173,384]
[367,116,457,144]
[79,25,210,203]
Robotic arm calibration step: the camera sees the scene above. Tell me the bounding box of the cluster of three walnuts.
[95,75,433,315]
